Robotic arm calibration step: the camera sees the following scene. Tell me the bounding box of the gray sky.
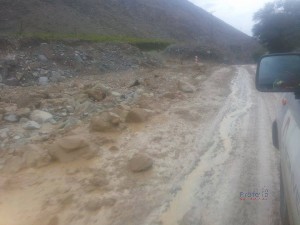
[188,0,272,36]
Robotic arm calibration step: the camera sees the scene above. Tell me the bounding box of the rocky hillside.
[0,0,257,48]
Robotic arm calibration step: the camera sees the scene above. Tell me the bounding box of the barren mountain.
[0,0,256,47]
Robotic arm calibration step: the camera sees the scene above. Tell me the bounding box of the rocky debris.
[177,80,195,93]
[48,136,93,162]
[128,153,153,172]
[30,110,53,123]
[0,40,161,86]
[125,108,149,123]
[4,114,19,122]
[90,112,120,132]
[23,121,41,130]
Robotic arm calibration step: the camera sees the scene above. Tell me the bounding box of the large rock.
[125,108,149,123]
[30,110,53,123]
[48,136,93,162]
[56,136,89,152]
[128,153,153,172]
[90,112,119,132]
[177,80,195,93]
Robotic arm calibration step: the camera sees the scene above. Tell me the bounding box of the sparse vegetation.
[11,32,172,51]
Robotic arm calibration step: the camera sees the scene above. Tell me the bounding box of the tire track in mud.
[158,66,280,225]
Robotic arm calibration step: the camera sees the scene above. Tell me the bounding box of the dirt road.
[0,64,282,225]
[158,65,281,225]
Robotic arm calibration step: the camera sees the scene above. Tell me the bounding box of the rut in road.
[159,66,281,225]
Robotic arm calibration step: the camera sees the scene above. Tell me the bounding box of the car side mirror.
[256,53,300,94]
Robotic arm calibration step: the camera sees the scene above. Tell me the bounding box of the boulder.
[125,108,149,123]
[30,110,53,123]
[56,136,89,153]
[128,153,153,172]
[48,136,93,162]
[90,112,119,132]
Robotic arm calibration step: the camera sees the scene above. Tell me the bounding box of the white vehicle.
[256,53,300,225]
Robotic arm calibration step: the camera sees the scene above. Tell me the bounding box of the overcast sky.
[188,0,272,36]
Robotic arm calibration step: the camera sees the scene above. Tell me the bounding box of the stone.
[39,77,49,86]
[56,136,89,153]
[128,153,153,172]
[30,110,53,123]
[125,108,149,123]
[177,80,195,93]
[4,114,19,122]
[38,54,48,62]
[38,77,49,86]
[85,83,109,102]
[50,71,65,82]
[23,121,41,130]
[48,136,93,162]
[90,112,118,132]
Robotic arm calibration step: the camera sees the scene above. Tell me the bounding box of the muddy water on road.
[160,66,281,225]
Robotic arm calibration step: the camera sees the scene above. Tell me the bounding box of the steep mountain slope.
[1,0,253,43]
